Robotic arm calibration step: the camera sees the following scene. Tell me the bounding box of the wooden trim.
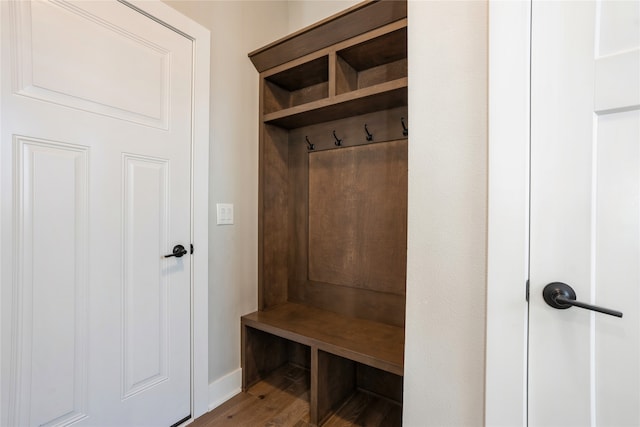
[248,0,407,72]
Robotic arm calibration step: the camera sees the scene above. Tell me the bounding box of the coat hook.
[401,117,408,137]
[364,124,373,141]
[305,136,315,151]
[333,130,342,146]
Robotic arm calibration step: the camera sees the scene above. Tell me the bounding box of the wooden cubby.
[244,1,407,425]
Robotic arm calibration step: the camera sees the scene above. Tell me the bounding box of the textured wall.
[404,1,488,425]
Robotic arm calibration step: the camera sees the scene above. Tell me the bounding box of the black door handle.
[164,244,188,258]
[543,282,622,318]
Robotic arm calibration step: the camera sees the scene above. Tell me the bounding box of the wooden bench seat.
[241,302,404,376]
[241,302,404,425]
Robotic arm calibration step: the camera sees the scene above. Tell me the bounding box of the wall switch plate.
[216,203,234,225]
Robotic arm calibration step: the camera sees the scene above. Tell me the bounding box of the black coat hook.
[401,117,408,137]
[364,124,373,141]
[305,136,314,151]
[333,130,342,146]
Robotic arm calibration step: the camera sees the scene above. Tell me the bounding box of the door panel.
[14,0,170,128]
[13,136,90,426]
[1,1,193,425]
[530,1,640,425]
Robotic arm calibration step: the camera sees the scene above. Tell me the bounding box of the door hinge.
[190,244,194,254]
[526,279,530,302]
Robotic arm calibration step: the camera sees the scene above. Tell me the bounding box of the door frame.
[0,0,211,422]
[485,0,530,425]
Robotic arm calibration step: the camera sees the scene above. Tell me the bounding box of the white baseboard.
[208,368,242,411]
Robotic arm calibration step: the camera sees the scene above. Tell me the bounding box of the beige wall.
[287,0,359,33]
[404,1,488,425]
[163,0,288,384]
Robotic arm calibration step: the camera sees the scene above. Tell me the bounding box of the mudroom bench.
[242,302,404,425]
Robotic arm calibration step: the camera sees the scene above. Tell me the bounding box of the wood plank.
[289,278,406,327]
[263,78,407,129]
[288,107,408,152]
[242,303,404,376]
[242,326,289,390]
[267,56,329,91]
[317,351,356,425]
[308,141,408,295]
[261,125,289,308]
[322,391,402,427]
[337,27,407,71]
[248,0,407,73]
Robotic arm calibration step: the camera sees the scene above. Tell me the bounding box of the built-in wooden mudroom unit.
[241,1,408,425]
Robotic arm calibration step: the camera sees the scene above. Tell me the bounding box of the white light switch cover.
[216,203,234,225]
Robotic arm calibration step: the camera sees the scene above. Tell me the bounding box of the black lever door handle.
[164,244,188,258]
[543,282,622,318]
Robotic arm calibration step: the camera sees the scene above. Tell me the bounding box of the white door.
[1,1,193,426]
[529,0,640,425]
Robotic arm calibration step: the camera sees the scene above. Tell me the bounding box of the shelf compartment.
[336,27,407,95]
[317,351,403,426]
[263,78,408,129]
[242,326,311,390]
[263,56,329,115]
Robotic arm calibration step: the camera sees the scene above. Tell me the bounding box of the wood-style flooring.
[190,364,402,427]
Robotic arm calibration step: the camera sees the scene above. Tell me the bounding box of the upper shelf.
[260,19,408,129]
[263,78,407,129]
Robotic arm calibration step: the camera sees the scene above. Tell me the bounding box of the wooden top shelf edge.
[241,302,405,376]
[263,78,408,129]
[248,0,407,73]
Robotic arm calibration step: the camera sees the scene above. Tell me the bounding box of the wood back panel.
[308,141,407,295]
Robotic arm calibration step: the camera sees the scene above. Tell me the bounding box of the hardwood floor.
[191,364,402,427]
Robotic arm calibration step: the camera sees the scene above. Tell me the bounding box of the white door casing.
[0,0,210,425]
[486,1,640,425]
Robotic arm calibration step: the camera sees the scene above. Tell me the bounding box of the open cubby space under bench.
[242,302,404,426]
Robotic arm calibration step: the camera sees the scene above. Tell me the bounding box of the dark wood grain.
[248,0,407,73]
[336,55,358,94]
[195,364,310,427]
[317,351,356,425]
[356,58,407,91]
[264,80,293,114]
[242,326,289,390]
[290,82,329,109]
[192,365,401,427]
[242,303,404,376]
[308,141,408,295]
[288,107,408,152]
[263,78,407,129]
[288,278,406,327]
[288,129,309,304]
[267,56,329,91]
[322,391,402,427]
[337,27,407,71]
[261,125,289,309]
[356,364,403,404]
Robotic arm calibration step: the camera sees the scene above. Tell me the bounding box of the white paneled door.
[1,1,192,426]
[529,0,640,425]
